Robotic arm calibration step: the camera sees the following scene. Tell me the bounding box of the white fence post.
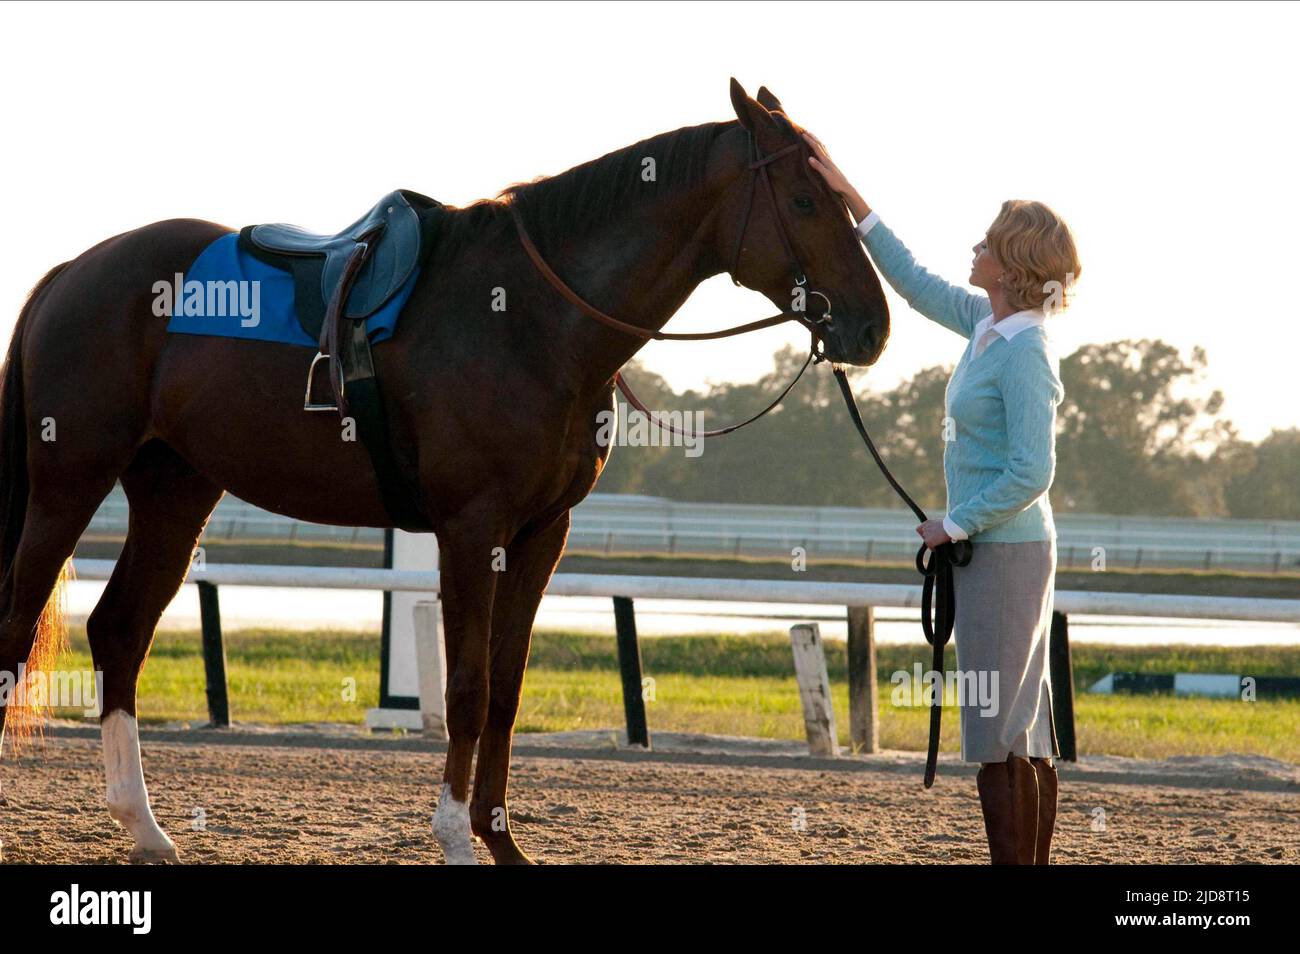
[413,600,448,740]
[789,623,839,757]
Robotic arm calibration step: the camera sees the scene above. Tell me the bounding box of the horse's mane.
[447,120,737,252]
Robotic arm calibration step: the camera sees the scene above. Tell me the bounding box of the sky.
[1,0,1297,441]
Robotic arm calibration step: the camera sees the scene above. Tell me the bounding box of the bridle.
[510,125,972,787]
[509,128,833,437]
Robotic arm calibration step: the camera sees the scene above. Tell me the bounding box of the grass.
[42,626,1300,763]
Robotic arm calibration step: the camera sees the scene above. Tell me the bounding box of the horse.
[0,79,890,864]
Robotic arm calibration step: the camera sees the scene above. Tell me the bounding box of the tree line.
[598,339,1299,520]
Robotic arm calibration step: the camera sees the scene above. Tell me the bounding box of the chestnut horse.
[0,81,889,864]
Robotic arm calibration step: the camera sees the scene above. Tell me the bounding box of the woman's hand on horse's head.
[803,132,868,220]
[803,133,847,188]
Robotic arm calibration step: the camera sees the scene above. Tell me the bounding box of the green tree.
[1223,429,1300,519]
[599,346,956,509]
[1054,340,1229,515]
[596,339,1272,520]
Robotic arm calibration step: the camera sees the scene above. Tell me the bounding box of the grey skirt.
[950,537,1060,763]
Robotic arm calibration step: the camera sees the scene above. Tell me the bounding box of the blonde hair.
[987,200,1082,315]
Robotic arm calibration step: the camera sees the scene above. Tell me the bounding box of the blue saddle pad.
[165,233,418,347]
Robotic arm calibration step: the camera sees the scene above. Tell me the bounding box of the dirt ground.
[2,728,1297,864]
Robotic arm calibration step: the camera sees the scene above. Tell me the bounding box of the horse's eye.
[793,194,815,213]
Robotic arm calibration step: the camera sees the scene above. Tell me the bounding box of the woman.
[805,132,1081,865]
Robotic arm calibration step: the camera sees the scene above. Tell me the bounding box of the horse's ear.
[756,86,785,114]
[730,77,773,133]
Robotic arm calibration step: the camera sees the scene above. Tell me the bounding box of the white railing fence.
[82,490,1300,574]
[70,558,1300,757]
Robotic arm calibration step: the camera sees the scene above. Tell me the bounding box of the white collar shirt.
[971,308,1046,359]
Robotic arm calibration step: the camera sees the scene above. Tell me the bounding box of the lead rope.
[830,365,972,788]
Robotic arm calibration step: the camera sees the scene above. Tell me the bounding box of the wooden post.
[846,606,878,753]
[412,600,449,740]
[613,596,650,748]
[1049,610,1077,762]
[196,581,230,728]
[789,623,839,757]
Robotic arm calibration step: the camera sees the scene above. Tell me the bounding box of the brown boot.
[975,761,1014,863]
[976,754,1040,864]
[1030,756,1058,864]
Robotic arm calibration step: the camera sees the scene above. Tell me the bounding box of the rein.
[617,347,817,439]
[508,131,832,438]
[511,128,972,786]
[830,366,972,787]
[510,198,800,344]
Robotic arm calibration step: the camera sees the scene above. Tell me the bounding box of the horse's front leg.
[431,504,510,865]
[470,511,572,864]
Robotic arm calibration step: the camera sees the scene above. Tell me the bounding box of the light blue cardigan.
[857,215,1064,543]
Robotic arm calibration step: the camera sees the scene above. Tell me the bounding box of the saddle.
[240,190,442,413]
[238,190,443,532]
[248,190,431,330]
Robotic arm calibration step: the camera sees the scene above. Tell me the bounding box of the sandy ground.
[1,726,1297,865]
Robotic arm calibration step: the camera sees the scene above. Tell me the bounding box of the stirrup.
[303,352,341,412]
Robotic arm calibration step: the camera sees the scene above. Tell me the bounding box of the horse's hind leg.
[0,488,114,751]
[86,442,222,862]
[470,511,571,865]
[0,478,117,862]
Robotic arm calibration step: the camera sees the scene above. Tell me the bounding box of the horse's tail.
[1,263,72,752]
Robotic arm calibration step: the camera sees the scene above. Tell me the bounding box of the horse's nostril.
[859,324,879,355]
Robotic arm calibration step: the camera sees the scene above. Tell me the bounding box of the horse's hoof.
[129,843,180,864]
[477,836,536,865]
[440,846,480,866]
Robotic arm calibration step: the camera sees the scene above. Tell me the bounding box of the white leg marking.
[102,711,177,861]
[432,782,477,865]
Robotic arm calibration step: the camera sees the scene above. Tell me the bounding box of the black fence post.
[197,581,231,728]
[612,596,650,748]
[1049,610,1076,761]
